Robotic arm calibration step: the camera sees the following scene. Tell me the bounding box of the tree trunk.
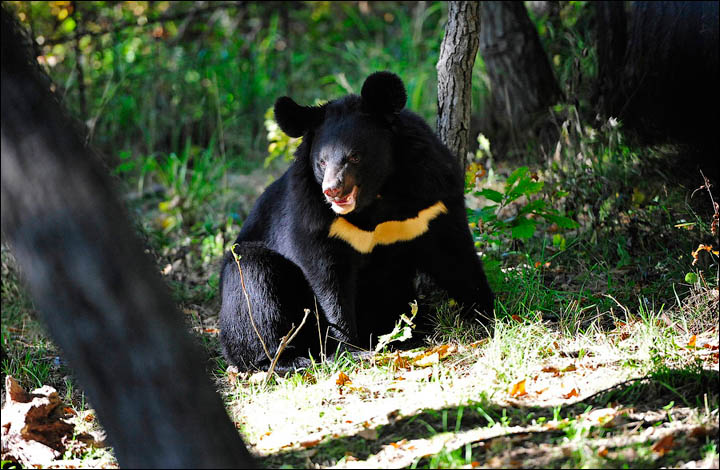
[593,1,628,119]
[0,8,254,468]
[621,1,718,143]
[478,1,562,146]
[437,0,480,173]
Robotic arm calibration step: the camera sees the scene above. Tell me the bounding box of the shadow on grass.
[259,367,719,468]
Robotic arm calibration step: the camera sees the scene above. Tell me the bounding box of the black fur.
[220,72,494,370]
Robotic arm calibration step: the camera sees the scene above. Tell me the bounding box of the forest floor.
[1,149,718,469]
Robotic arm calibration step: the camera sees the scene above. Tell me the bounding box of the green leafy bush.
[470,166,578,247]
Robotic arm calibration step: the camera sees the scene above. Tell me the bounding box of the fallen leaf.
[357,428,378,440]
[336,371,352,386]
[562,388,579,399]
[689,426,709,438]
[702,343,719,350]
[508,379,528,398]
[687,335,697,348]
[84,413,95,422]
[511,315,523,323]
[414,352,439,367]
[541,366,560,374]
[63,407,77,416]
[394,354,411,369]
[203,328,219,334]
[300,439,321,448]
[390,439,408,448]
[598,446,609,457]
[562,364,577,372]
[691,244,719,265]
[651,434,674,456]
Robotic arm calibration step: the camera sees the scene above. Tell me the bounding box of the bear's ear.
[274,96,326,138]
[361,71,407,115]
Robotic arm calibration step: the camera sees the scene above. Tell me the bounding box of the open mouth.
[327,186,358,214]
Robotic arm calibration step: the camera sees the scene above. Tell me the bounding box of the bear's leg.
[356,249,416,347]
[419,207,495,323]
[219,242,318,370]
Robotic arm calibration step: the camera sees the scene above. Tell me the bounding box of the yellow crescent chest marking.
[328,201,448,254]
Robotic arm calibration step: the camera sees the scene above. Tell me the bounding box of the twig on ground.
[231,244,271,361]
[314,297,325,363]
[266,308,311,383]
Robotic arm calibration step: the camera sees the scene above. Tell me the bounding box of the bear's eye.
[348,154,360,164]
[318,159,327,169]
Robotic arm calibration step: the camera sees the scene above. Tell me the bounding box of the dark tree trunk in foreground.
[437,0,480,172]
[1,8,254,468]
[478,1,562,142]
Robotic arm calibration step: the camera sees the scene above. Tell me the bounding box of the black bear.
[220,71,494,370]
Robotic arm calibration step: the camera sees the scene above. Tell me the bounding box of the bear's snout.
[323,186,342,198]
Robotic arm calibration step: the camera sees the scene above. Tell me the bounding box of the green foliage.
[263,106,301,167]
[470,166,578,246]
[374,301,419,353]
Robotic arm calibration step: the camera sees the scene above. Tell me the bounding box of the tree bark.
[621,1,718,142]
[437,0,480,173]
[1,7,254,468]
[593,1,628,119]
[478,1,562,138]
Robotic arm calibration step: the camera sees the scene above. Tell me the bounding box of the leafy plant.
[374,301,419,353]
[470,166,578,246]
[263,106,301,167]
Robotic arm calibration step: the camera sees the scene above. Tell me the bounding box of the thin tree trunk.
[479,1,562,136]
[437,0,480,172]
[1,8,254,468]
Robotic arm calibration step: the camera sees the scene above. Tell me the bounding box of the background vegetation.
[2,1,718,468]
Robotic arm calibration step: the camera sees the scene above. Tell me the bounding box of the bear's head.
[274,71,407,215]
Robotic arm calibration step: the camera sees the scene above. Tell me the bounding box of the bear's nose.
[324,187,342,198]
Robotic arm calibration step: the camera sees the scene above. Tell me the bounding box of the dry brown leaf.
[541,366,560,374]
[562,364,577,372]
[394,353,411,370]
[702,343,719,350]
[414,352,440,367]
[300,439,321,449]
[687,335,697,348]
[598,446,609,457]
[203,328,219,334]
[357,428,378,440]
[689,426,709,438]
[511,315,523,323]
[508,379,528,398]
[651,434,674,456]
[389,439,408,448]
[691,244,719,265]
[468,339,489,349]
[562,388,579,399]
[336,371,352,386]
